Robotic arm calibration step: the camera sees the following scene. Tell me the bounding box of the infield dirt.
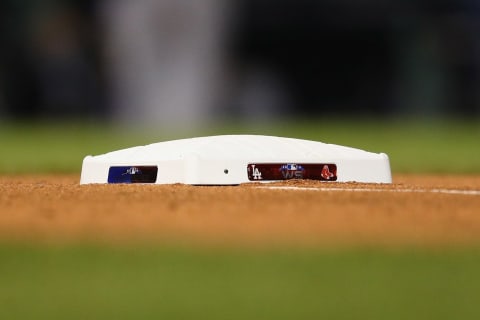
[1,174,479,247]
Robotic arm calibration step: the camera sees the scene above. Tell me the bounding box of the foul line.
[257,186,480,196]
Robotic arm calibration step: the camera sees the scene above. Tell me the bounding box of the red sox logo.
[321,165,335,180]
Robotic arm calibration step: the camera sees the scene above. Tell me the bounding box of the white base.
[80,135,392,185]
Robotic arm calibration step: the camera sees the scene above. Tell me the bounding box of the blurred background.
[1,0,480,128]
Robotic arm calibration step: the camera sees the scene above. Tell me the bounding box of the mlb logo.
[281,164,303,171]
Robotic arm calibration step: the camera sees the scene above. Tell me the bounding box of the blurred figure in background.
[100,0,232,128]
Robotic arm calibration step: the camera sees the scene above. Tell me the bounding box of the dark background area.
[230,0,480,117]
[1,0,479,120]
[0,0,103,119]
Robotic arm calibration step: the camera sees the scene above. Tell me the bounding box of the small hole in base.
[224,169,229,174]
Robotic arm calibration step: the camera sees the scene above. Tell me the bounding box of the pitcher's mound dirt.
[1,174,480,247]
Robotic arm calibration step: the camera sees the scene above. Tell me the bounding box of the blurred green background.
[1,118,479,174]
[2,244,480,320]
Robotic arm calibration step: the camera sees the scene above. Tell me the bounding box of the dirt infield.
[1,174,480,247]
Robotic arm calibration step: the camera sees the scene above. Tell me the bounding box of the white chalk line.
[257,186,480,196]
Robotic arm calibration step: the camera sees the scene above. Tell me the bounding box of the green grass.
[1,244,480,320]
[1,118,479,173]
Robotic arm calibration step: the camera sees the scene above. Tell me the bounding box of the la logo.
[251,165,262,180]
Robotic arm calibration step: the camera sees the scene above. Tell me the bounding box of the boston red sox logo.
[321,164,335,180]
